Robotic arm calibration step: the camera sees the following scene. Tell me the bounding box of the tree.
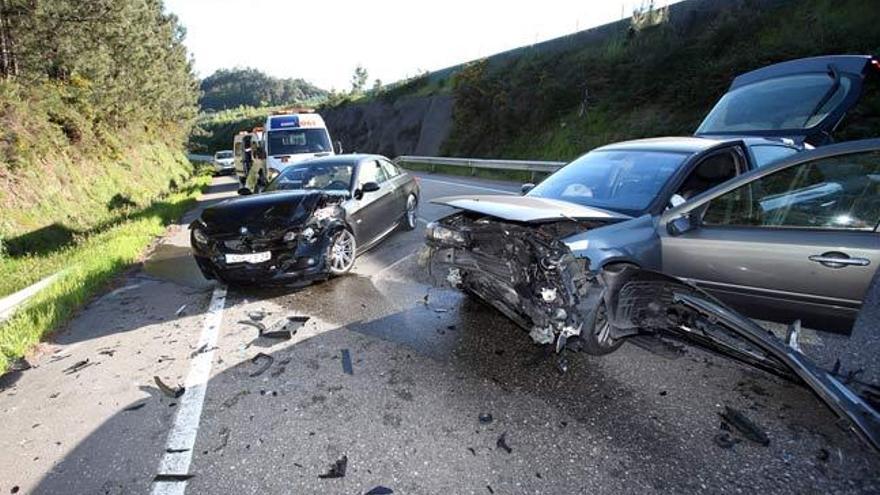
[350,65,368,94]
[372,78,383,93]
[199,68,327,111]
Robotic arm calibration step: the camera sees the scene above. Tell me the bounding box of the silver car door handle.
[808,255,870,267]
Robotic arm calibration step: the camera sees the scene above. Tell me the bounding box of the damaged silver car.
[424,56,879,351]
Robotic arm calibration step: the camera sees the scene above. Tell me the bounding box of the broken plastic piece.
[153,474,194,482]
[496,432,512,454]
[364,487,394,495]
[719,406,769,446]
[713,432,739,449]
[63,359,95,375]
[123,401,147,412]
[175,304,187,317]
[318,455,348,479]
[154,376,185,398]
[247,310,267,321]
[478,413,493,424]
[238,319,267,333]
[261,315,309,339]
[341,349,353,375]
[250,353,274,377]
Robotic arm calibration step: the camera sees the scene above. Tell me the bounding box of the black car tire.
[403,194,418,230]
[326,228,357,276]
[580,296,625,356]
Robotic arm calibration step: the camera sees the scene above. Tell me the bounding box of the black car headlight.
[426,221,467,246]
[192,227,209,246]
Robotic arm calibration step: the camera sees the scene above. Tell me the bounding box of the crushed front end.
[424,212,601,347]
[190,193,347,285]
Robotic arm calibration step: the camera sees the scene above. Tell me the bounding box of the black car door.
[659,140,880,333]
[349,159,394,245]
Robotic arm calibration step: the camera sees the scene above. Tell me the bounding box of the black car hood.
[200,190,347,236]
[431,195,630,223]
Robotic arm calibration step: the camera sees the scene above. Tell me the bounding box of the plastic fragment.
[341,349,353,375]
[496,432,512,454]
[175,304,187,317]
[478,413,493,424]
[63,359,95,375]
[713,432,739,449]
[364,487,394,495]
[154,376,185,398]
[318,455,348,479]
[153,474,194,482]
[123,401,147,412]
[249,353,274,377]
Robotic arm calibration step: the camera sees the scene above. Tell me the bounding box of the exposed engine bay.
[424,211,604,348]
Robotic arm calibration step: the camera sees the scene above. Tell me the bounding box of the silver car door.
[659,142,880,333]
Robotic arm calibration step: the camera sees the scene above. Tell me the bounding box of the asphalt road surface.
[1,172,879,494]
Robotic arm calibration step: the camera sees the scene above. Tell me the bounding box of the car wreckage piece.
[424,211,606,349]
[601,267,880,452]
[191,191,349,284]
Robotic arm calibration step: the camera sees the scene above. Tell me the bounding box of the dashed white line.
[417,177,517,195]
[151,285,227,495]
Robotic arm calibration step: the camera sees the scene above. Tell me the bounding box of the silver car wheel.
[327,229,356,275]
[405,195,418,230]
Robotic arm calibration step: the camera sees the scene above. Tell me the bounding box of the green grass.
[0,171,211,372]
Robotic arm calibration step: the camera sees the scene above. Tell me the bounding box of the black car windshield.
[265,162,354,192]
[697,74,852,134]
[528,150,688,215]
[266,129,332,155]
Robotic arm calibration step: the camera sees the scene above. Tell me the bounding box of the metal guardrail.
[394,155,565,181]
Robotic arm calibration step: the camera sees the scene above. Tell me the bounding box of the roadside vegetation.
[442,0,880,160]
[0,0,202,370]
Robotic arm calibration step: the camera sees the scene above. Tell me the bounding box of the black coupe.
[190,154,420,285]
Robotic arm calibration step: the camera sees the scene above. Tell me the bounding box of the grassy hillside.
[188,105,284,154]
[442,0,880,160]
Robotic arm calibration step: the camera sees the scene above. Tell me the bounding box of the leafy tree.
[199,67,328,111]
[350,65,368,94]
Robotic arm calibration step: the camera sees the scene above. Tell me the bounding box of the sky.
[164,0,676,90]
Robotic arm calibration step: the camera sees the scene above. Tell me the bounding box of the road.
[1,172,878,494]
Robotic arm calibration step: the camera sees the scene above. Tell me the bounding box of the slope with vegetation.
[0,0,203,370]
[319,0,880,164]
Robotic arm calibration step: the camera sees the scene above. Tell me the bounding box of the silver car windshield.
[528,150,688,215]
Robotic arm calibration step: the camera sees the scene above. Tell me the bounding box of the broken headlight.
[426,221,468,246]
[192,227,209,246]
[282,230,298,242]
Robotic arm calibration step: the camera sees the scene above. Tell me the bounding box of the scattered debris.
[433,308,448,313]
[11,486,20,494]
[98,349,116,357]
[364,486,394,495]
[713,432,739,449]
[123,401,148,412]
[249,353,274,377]
[63,359,95,375]
[478,413,493,424]
[556,356,569,375]
[817,448,830,462]
[659,390,668,396]
[175,304,187,317]
[318,455,348,479]
[247,310,267,321]
[487,485,495,494]
[189,344,217,358]
[48,392,60,399]
[154,376,185,399]
[258,315,310,339]
[496,432,512,454]
[719,406,769,446]
[222,390,249,408]
[238,320,267,333]
[153,474,194,482]
[341,349,353,375]
[165,448,189,454]
[467,447,477,456]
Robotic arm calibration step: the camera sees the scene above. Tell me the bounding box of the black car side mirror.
[667,213,699,236]
[354,181,380,200]
[237,187,252,196]
[521,183,535,194]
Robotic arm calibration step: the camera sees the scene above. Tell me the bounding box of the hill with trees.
[199,68,327,111]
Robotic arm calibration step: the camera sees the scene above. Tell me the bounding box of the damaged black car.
[191,154,419,285]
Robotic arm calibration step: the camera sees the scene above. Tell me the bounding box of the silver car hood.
[431,195,630,223]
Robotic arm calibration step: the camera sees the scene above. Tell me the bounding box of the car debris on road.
[154,376,185,398]
[318,455,348,479]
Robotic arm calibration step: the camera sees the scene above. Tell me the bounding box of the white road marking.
[418,177,517,195]
[151,285,227,495]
